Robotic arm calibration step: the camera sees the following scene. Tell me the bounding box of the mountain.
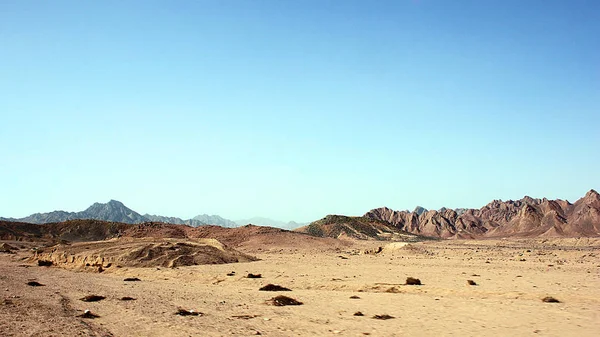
[364,189,600,238]
[79,200,147,223]
[3,200,147,224]
[235,217,306,229]
[296,215,430,241]
[192,214,238,228]
[413,206,428,215]
[15,210,79,224]
[143,214,207,227]
[2,200,236,228]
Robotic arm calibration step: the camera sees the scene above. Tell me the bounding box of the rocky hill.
[364,189,600,238]
[296,215,432,241]
[0,219,353,253]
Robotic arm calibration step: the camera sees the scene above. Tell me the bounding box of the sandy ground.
[1,239,599,337]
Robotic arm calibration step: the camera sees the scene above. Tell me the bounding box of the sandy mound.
[31,237,258,270]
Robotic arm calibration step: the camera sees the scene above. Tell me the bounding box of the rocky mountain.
[2,200,238,228]
[235,217,306,230]
[413,206,428,215]
[296,215,430,241]
[80,200,147,223]
[192,214,238,228]
[2,200,146,224]
[364,190,600,238]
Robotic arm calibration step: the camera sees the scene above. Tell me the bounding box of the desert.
[4,1,599,336]
[1,224,599,336]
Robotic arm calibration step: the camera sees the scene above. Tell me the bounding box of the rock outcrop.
[364,190,600,238]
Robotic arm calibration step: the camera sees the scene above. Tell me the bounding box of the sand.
[1,238,599,336]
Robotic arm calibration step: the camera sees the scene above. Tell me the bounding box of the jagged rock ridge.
[364,190,600,238]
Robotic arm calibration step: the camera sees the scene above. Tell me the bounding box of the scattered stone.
[247,273,262,279]
[268,295,303,306]
[467,280,477,286]
[124,277,141,282]
[542,296,560,303]
[227,271,236,276]
[349,295,361,299]
[26,281,44,287]
[471,274,480,277]
[372,314,394,320]
[354,311,364,316]
[120,297,136,301]
[232,314,258,319]
[80,295,106,302]
[37,260,53,267]
[338,256,349,259]
[364,247,383,255]
[78,310,100,319]
[405,277,421,285]
[259,284,291,291]
[176,308,203,316]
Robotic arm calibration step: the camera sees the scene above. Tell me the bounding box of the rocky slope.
[32,237,258,269]
[296,215,431,241]
[364,189,600,238]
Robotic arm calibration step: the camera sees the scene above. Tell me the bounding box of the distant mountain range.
[0,200,299,229]
[235,217,306,230]
[2,190,599,238]
[0,200,147,225]
[142,214,208,227]
[0,200,237,227]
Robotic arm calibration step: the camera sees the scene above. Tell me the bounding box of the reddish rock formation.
[364,190,600,238]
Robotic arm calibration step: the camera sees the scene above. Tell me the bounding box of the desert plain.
[1,236,599,337]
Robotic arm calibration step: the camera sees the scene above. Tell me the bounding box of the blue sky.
[1,0,598,222]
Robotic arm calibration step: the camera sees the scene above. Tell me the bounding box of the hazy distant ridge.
[2,200,239,228]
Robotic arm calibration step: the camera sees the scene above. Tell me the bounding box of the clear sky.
[1,0,598,222]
